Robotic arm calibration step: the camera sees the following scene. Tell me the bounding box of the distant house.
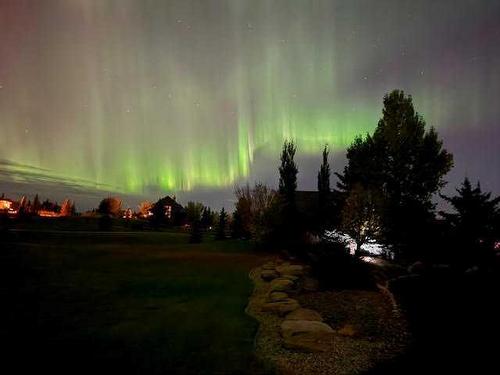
[38,210,60,218]
[153,196,186,225]
[160,196,184,219]
[0,198,19,216]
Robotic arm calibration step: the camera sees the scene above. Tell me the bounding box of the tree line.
[231,89,500,270]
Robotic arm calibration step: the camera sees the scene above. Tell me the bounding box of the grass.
[0,227,272,374]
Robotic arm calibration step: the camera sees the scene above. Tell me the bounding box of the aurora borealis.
[1,0,500,209]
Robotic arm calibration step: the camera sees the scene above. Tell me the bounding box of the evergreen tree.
[278,140,301,245]
[232,185,252,238]
[337,90,453,259]
[186,201,204,243]
[33,194,41,214]
[440,178,500,265]
[279,140,298,206]
[201,207,215,229]
[317,145,332,230]
[216,207,227,240]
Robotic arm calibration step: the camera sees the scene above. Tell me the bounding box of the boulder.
[285,308,323,322]
[337,324,356,337]
[281,320,334,352]
[268,292,289,302]
[262,262,277,270]
[262,298,300,315]
[276,264,304,277]
[261,270,279,281]
[302,277,319,292]
[280,274,299,282]
[270,278,295,292]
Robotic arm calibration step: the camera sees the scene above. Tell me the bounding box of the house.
[0,198,19,216]
[153,195,186,225]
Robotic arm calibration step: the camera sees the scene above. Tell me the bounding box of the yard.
[0,225,272,374]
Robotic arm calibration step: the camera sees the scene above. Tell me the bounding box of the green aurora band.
[0,1,456,193]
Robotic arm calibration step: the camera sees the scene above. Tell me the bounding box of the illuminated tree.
[340,184,382,256]
[60,199,73,217]
[138,201,153,218]
[97,197,122,217]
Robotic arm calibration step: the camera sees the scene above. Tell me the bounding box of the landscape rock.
[337,324,357,337]
[281,320,335,352]
[261,270,279,281]
[285,308,323,322]
[276,264,304,277]
[302,277,319,292]
[280,274,299,282]
[262,298,300,316]
[262,262,277,270]
[270,278,295,292]
[268,292,289,302]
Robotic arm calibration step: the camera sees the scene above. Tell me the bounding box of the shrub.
[306,240,377,290]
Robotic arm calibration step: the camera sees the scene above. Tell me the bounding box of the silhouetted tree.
[33,194,41,214]
[440,178,500,266]
[201,207,216,229]
[186,201,204,243]
[317,145,332,230]
[279,140,298,207]
[98,197,122,217]
[337,90,453,259]
[232,185,252,238]
[232,183,280,244]
[250,183,279,244]
[278,140,302,246]
[216,208,227,240]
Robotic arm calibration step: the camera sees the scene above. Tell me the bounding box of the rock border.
[246,258,411,374]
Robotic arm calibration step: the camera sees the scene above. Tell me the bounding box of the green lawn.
[0,229,272,374]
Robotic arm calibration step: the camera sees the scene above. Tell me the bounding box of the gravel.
[246,260,411,375]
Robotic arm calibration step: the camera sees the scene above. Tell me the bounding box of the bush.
[306,240,377,290]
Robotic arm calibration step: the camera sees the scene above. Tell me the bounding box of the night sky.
[1,0,499,210]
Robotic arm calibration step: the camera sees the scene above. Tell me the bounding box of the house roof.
[157,196,184,211]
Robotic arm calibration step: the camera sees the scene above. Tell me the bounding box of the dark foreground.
[0,227,271,374]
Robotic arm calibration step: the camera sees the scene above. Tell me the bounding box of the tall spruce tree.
[278,140,301,245]
[279,140,298,206]
[216,207,227,240]
[317,145,331,230]
[440,178,500,265]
